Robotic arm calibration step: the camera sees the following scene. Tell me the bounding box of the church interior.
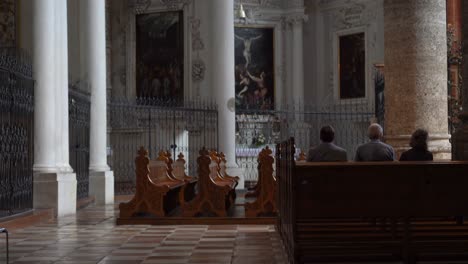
[1,0,468,263]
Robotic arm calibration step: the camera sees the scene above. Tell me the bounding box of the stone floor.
[0,204,287,264]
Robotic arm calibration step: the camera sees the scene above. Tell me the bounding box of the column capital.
[281,12,308,29]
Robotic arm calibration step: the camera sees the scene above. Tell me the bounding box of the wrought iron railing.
[236,102,375,185]
[0,49,34,218]
[108,97,218,195]
[69,88,90,200]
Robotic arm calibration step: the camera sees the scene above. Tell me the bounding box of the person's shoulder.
[356,142,367,150]
[381,141,395,150]
[333,144,347,154]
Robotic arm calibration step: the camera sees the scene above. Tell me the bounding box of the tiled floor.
[0,205,287,264]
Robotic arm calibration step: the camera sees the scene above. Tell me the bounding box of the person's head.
[320,125,335,143]
[410,129,429,151]
[368,123,383,140]
[260,71,266,78]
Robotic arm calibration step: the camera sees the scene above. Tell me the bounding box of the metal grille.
[69,88,90,200]
[236,102,375,185]
[109,97,218,195]
[0,49,34,218]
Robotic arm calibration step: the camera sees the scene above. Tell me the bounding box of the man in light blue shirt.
[355,123,395,161]
[307,125,347,162]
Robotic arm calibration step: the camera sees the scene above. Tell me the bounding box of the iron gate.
[69,88,90,200]
[0,49,34,218]
[109,97,218,195]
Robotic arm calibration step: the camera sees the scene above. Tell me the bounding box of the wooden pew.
[172,152,198,203]
[119,147,184,218]
[245,146,277,217]
[245,151,262,198]
[277,138,468,264]
[208,151,239,185]
[218,152,240,185]
[181,148,236,217]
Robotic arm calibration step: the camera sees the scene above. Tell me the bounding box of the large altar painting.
[136,11,183,100]
[339,32,366,99]
[235,27,274,110]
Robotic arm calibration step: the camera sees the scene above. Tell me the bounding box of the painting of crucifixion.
[234,27,274,110]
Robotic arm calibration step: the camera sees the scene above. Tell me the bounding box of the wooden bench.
[245,146,277,217]
[119,147,184,218]
[245,151,262,198]
[277,138,468,264]
[218,152,240,186]
[181,148,235,217]
[171,152,198,203]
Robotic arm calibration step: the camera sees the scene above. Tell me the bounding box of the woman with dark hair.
[399,129,433,161]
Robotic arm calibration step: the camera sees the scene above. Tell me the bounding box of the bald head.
[368,123,383,140]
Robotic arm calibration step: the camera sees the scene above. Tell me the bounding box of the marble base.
[33,172,77,217]
[89,170,114,205]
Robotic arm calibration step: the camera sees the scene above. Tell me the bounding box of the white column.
[284,23,293,107]
[56,0,73,172]
[32,0,77,217]
[291,17,305,107]
[84,0,114,205]
[32,0,56,172]
[209,0,244,188]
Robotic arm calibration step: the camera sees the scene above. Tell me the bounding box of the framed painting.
[234,26,274,110]
[339,32,366,99]
[136,11,184,101]
[0,0,16,47]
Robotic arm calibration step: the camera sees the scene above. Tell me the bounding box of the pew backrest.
[293,161,468,219]
[173,160,186,180]
[209,160,220,180]
[148,152,172,182]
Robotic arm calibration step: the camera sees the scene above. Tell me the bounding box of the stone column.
[291,17,305,106]
[84,0,114,205]
[209,0,244,188]
[32,0,77,217]
[384,0,451,159]
[452,0,468,160]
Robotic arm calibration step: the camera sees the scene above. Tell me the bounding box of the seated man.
[307,125,347,162]
[355,123,395,161]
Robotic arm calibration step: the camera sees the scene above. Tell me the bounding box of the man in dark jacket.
[307,125,347,162]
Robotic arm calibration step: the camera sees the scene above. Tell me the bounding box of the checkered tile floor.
[0,205,287,264]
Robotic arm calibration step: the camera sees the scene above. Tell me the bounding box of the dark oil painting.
[339,32,366,99]
[235,27,274,110]
[136,11,183,101]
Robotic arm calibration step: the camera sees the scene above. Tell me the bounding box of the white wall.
[303,0,384,107]
[105,0,384,107]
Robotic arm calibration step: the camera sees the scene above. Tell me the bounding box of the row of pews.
[119,146,278,219]
[277,137,468,264]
